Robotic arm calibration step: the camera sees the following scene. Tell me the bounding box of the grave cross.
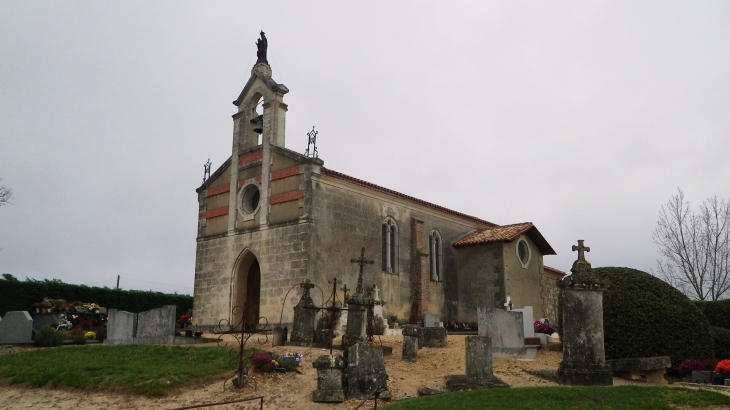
[300,278,315,297]
[350,247,374,294]
[572,240,590,261]
[303,277,364,354]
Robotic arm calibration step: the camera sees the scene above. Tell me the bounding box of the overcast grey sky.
[1,2,728,295]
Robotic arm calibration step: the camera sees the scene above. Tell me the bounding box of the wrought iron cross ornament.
[350,247,374,294]
[572,240,590,261]
[305,126,318,158]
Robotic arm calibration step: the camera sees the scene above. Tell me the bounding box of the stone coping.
[606,356,671,372]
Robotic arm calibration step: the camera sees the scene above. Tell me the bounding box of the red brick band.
[202,206,229,219]
[270,166,301,181]
[205,184,230,197]
[238,151,263,165]
[269,190,304,205]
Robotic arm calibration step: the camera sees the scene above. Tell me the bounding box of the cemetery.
[0,241,730,409]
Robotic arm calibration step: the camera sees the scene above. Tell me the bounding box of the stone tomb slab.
[606,356,671,384]
[134,305,176,345]
[345,343,390,400]
[477,307,526,358]
[513,306,535,338]
[0,311,33,344]
[104,309,138,345]
[420,327,447,348]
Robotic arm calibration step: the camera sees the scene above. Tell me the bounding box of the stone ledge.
[606,356,671,372]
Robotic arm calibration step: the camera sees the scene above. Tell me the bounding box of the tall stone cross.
[350,247,374,294]
[572,240,590,261]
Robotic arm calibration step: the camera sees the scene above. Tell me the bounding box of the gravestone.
[104,309,138,345]
[272,326,288,346]
[312,354,346,402]
[423,312,439,328]
[607,356,671,384]
[692,371,712,384]
[342,293,368,347]
[402,325,419,362]
[421,327,447,348]
[371,285,385,322]
[513,306,535,338]
[291,280,317,345]
[0,311,33,344]
[32,313,63,331]
[135,305,176,345]
[477,307,526,358]
[345,342,390,400]
[446,335,508,391]
[556,240,613,386]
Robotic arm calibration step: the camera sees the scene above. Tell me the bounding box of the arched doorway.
[232,250,261,330]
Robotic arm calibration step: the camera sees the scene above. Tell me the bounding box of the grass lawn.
[381,386,730,410]
[0,344,245,396]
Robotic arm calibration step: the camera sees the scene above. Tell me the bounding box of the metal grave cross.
[350,247,374,294]
[572,240,590,261]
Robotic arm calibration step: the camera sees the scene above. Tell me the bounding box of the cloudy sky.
[1,2,728,295]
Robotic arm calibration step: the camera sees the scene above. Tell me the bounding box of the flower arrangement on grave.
[278,352,303,372]
[678,359,704,375]
[84,331,96,340]
[534,320,555,335]
[715,360,730,376]
[178,313,193,328]
[52,299,67,310]
[251,352,274,371]
[194,330,204,337]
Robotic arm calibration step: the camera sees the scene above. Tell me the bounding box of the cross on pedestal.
[340,284,350,305]
[303,277,364,354]
[300,278,315,297]
[350,247,374,295]
[572,240,590,261]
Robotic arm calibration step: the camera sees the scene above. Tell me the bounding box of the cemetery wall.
[503,235,545,319]
[0,279,192,318]
[454,242,505,323]
[310,171,488,323]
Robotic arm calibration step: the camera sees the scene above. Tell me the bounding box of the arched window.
[382,217,398,274]
[429,229,443,281]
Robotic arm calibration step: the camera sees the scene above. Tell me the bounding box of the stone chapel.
[193,34,564,332]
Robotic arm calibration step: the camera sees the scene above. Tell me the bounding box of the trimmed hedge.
[0,279,192,318]
[710,326,730,360]
[593,267,715,367]
[694,299,730,330]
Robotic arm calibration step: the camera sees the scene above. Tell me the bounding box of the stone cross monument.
[290,279,317,345]
[343,248,374,347]
[556,240,613,386]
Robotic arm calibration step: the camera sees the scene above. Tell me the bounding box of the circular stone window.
[237,182,261,220]
[517,239,531,268]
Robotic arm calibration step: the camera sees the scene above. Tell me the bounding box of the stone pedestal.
[421,327,447,347]
[345,343,390,400]
[272,326,287,346]
[557,242,613,386]
[466,336,494,385]
[402,325,419,362]
[312,354,346,403]
[342,294,368,348]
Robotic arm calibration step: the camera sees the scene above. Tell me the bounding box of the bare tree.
[0,178,11,208]
[652,188,730,301]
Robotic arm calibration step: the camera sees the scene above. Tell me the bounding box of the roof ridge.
[321,168,496,227]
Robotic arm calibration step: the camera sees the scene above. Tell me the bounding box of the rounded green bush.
[593,267,714,367]
[710,326,730,359]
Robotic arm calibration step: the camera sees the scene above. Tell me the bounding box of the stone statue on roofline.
[256,31,268,64]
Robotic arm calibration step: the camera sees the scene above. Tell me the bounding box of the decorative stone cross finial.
[300,278,315,297]
[572,240,590,262]
[350,247,374,295]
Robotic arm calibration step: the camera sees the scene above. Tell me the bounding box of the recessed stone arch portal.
[232,249,261,330]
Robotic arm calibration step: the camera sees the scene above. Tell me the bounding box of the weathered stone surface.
[513,306,535,338]
[345,343,389,400]
[272,326,287,346]
[402,336,418,362]
[557,243,612,386]
[290,287,316,345]
[445,374,509,391]
[423,312,439,328]
[417,386,445,396]
[342,295,368,348]
[31,313,63,331]
[421,327,447,348]
[105,309,137,345]
[477,307,526,358]
[136,305,175,338]
[312,354,346,403]
[401,324,420,337]
[607,356,671,372]
[314,329,333,348]
[465,336,493,385]
[0,312,33,344]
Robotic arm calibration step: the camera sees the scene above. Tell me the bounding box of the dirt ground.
[0,335,716,410]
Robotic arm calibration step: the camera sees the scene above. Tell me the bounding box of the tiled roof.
[321,168,497,227]
[544,266,567,276]
[452,222,534,246]
[452,222,556,255]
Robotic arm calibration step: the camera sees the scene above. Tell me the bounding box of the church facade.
[193,41,563,331]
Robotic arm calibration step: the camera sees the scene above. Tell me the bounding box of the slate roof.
[452,222,556,255]
[321,168,497,227]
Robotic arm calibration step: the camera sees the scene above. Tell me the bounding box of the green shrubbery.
[694,299,730,330]
[710,326,730,359]
[592,267,715,367]
[34,327,64,347]
[0,278,192,318]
